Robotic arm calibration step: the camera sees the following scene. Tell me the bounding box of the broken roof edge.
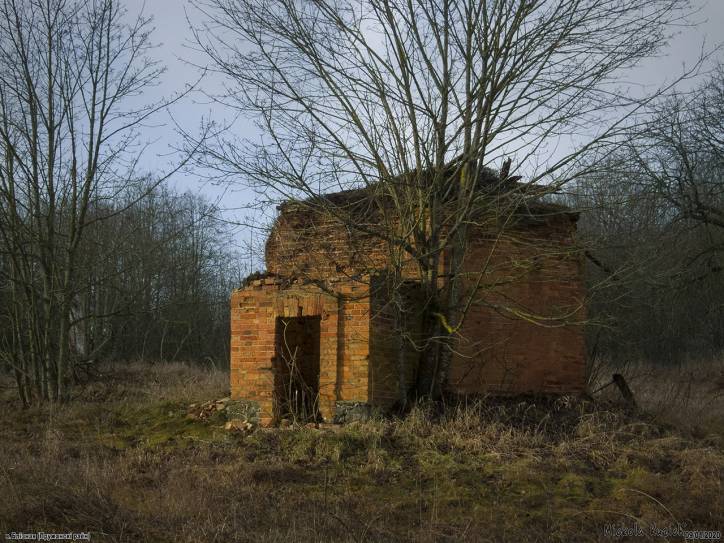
[274,171,579,224]
[235,272,370,293]
[275,184,579,225]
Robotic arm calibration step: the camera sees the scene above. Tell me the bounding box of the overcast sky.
[124,0,724,218]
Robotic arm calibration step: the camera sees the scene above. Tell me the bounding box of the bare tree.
[64,184,241,370]
[625,64,724,258]
[570,64,724,365]
[0,0,184,404]
[189,0,698,401]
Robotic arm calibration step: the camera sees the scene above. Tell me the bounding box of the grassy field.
[0,361,722,542]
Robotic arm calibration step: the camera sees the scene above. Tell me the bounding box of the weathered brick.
[231,197,586,425]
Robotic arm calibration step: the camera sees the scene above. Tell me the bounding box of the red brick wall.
[230,277,380,423]
[230,279,340,424]
[265,204,390,281]
[367,278,426,408]
[449,221,587,395]
[233,203,586,422]
[334,281,372,402]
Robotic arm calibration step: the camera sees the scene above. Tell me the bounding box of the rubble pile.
[186,397,231,421]
[186,397,254,433]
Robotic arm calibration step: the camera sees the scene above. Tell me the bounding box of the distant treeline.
[65,185,242,365]
[573,179,724,365]
[568,67,724,365]
[0,183,243,403]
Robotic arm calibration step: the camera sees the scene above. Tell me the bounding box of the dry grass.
[0,361,722,542]
[589,357,724,435]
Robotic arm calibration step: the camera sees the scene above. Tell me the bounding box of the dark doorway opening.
[274,316,321,422]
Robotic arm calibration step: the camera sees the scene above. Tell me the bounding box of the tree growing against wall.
[190,0,698,402]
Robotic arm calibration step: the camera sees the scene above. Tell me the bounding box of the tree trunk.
[415,309,444,400]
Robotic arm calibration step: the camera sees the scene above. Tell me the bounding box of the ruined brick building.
[230,181,586,425]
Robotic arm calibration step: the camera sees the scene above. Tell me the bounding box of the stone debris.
[186,398,343,432]
[224,419,254,433]
[187,397,234,421]
[187,397,259,433]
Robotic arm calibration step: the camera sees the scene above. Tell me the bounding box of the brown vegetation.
[1,361,721,542]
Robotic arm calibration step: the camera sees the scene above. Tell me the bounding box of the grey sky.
[125,0,724,215]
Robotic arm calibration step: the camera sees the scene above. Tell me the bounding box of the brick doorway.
[274,316,321,422]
